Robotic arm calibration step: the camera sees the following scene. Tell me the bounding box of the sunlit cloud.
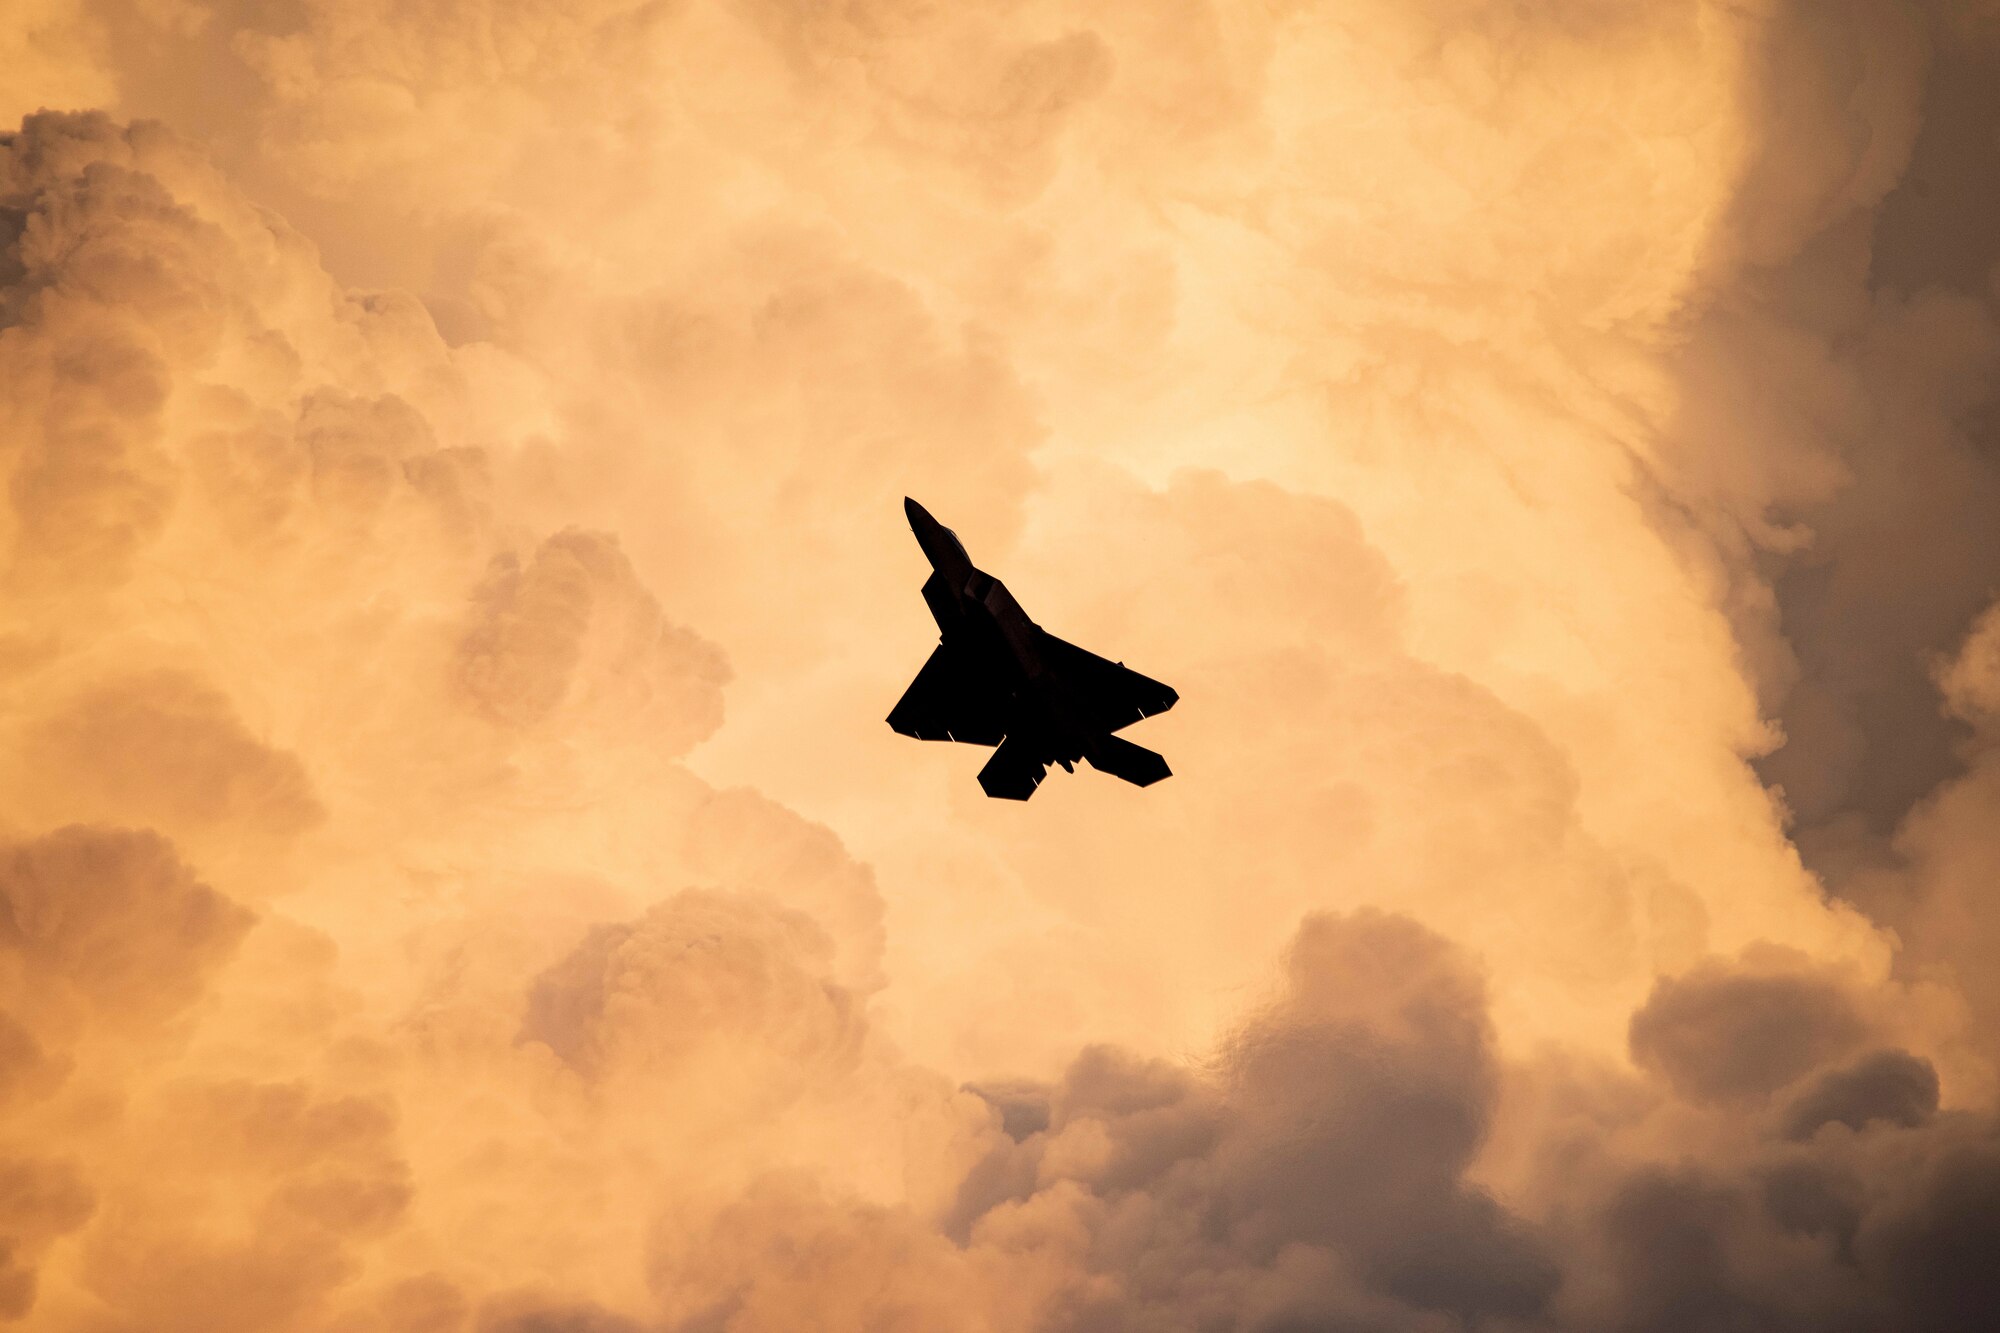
[2,0,1998,1328]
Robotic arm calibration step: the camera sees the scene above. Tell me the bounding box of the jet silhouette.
[889,497,1178,800]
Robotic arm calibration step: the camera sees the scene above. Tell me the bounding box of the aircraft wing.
[887,643,1009,744]
[1035,630,1178,732]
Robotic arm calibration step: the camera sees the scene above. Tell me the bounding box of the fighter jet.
[889,497,1178,800]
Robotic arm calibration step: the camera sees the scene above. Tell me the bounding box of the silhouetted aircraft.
[889,497,1178,800]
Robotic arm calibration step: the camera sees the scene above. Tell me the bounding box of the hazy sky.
[3,1,1999,1329]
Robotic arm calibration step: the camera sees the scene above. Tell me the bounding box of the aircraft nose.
[904,496,930,528]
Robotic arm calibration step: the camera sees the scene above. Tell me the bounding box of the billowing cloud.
[0,825,253,1035]
[1780,1047,1940,1140]
[521,889,865,1095]
[1629,954,1873,1104]
[0,0,1997,1329]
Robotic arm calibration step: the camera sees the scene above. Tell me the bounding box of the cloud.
[1554,1110,2000,1333]
[941,912,1559,1332]
[0,1157,94,1320]
[520,890,865,1096]
[1939,598,2000,729]
[1780,1047,1940,1139]
[455,527,729,750]
[1628,954,1872,1104]
[0,0,1998,1329]
[21,669,323,840]
[0,1012,67,1109]
[0,825,254,1036]
[77,1078,412,1333]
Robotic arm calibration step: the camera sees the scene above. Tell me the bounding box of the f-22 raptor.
[889,498,1178,800]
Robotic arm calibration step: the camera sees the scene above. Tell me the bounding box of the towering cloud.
[0,0,1996,1328]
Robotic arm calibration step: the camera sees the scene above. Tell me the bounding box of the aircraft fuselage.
[892,497,1176,799]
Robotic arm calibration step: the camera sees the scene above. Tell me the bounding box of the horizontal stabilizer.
[1085,733,1171,787]
[979,735,1048,800]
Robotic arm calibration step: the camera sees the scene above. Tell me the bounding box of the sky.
[2,0,1999,1329]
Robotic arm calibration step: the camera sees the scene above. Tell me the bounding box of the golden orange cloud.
[2,1,1999,1328]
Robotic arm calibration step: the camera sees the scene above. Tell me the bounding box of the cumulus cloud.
[521,890,864,1094]
[21,670,323,839]
[1628,954,1872,1104]
[0,1156,94,1319]
[455,527,729,748]
[1780,1047,1940,1140]
[76,1080,410,1332]
[0,825,253,1035]
[0,0,1997,1329]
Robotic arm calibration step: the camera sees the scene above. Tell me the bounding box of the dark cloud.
[1216,914,1557,1324]
[1863,1140,2000,1333]
[1683,1,2000,884]
[1781,1048,1939,1140]
[1760,1156,1864,1258]
[964,1077,1053,1143]
[1561,1117,2000,1333]
[934,936,2000,1333]
[1594,1169,1818,1333]
[947,912,1559,1331]
[1542,955,2000,1333]
[476,1298,651,1333]
[1628,958,1869,1103]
